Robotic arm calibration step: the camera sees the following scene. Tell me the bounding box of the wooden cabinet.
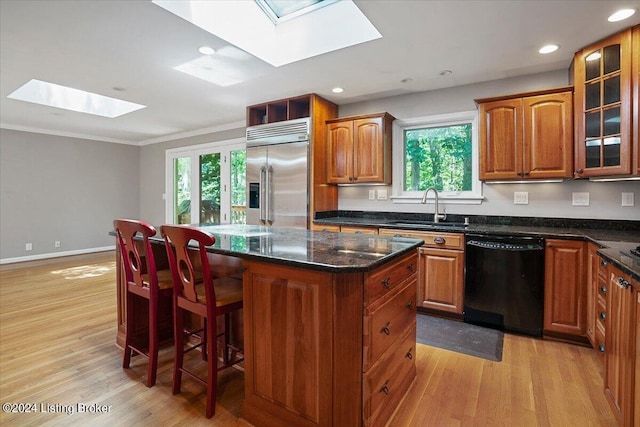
[379,229,464,315]
[241,251,417,427]
[574,26,635,177]
[543,239,587,339]
[339,226,378,235]
[310,222,341,232]
[326,113,394,184]
[635,287,640,427]
[247,94,339,219]
[476,88,573,180]
[586,243,599,347]
[634,25,640,175]
[595,256,609,364]
[604,265,637,427]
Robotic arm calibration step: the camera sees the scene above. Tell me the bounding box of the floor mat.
[416,314,504,362]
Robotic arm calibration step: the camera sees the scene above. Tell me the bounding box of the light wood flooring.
[0,252,617,426]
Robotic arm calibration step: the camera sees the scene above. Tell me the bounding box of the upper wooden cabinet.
[573,26,635,177]
[326,112,394,184]
[634,25,640,175]
[476,88,573,181]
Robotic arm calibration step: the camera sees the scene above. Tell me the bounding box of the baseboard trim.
[0,246,115,265]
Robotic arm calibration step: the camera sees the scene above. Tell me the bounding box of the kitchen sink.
[388,220,467,230]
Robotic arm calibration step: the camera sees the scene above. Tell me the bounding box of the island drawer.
[379,229,464,250]
[363,280,416,370]
[364,252,417,305]
[363,325,416,427]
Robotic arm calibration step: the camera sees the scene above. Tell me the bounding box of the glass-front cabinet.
[574,27,633,177]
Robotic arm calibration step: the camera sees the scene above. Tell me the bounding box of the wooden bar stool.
[160,225,243,418]
[113,219,174,387]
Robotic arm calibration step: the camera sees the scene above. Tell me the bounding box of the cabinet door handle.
[599,285,607,294]
[599,311,606,320]
[380,380,390,395]
[600,259,608,266]
[381,278,391,289]
[547,242,553,247]
[407,300,414,311]
[407,263,415,273]
[434,237,446,245]
[598,344,605,353]
[405,348,413,360]
[617,277,631,289]
[576,168,584,174]
[522,171,530,176]
[381,322,391,335]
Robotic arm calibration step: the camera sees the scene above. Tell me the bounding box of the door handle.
[266,165,273,225]
[259,166,267,224]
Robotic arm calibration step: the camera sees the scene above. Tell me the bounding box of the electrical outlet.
[514,192,528,205]
[25,243,32,251]
[55,240,61,248]
[621,192,634,207]
[368,189,375,200]
[572,192,590,206]
[377,189,387,200]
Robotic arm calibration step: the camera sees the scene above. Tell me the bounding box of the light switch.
[572,192,590,206]
[621,192,634,207]
[377,189,387,200]
[368,189,376,200]
[514,192,528,205]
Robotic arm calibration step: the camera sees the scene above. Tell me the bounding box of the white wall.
[336,70,640,221]
[0,129,140,260]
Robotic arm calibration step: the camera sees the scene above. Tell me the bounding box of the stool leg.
[123,290,134,369]
[172,305,184,395]
[147,296,158,387]
[223,313,231,366]
[206,314,216,418]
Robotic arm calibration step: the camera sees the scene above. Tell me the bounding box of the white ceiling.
[1,0,639,145]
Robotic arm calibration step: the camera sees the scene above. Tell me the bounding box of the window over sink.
[392,111,483,204]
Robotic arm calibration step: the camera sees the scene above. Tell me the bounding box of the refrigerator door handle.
[266,165,273,224]
[259,166,267,224]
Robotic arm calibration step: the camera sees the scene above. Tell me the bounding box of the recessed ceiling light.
[198,46,216,55]
[7,79,146,118]
[586,52,602,62]
[439,70,452,76]
[539,44,559,54]
[400,77,413,83]
[608,8,635,22]
[332,87,344,93]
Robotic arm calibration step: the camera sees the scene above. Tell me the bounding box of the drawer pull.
[434,237,446,245]
[381,278,391,289]
[407,300,414,311]
[599,285,607,294]
[600,259,607,267]
[599,344,605,353]
[380,380,390,395]
[407,263,415,273]
[599,311,606,320]
[405,349,413,360]
[381,322,391,335]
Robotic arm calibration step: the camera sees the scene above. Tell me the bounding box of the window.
[166,139,246,224]
[392,111,482,204]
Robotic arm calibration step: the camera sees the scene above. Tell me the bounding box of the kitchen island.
[113,224,423,427]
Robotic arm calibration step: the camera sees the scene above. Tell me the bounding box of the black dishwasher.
[464,234,545,337]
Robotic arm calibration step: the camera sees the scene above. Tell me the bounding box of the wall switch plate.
[55,241,61,248]
[572,192,590,206]
[368,189,376,200]
[621,192,634,207]
[25,243,32,251]
[377,189,387,200]
[514,191,528,205]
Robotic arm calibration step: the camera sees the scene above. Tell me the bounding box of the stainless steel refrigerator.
[246,118,310,229]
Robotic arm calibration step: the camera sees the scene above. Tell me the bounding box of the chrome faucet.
[421,187,446,223]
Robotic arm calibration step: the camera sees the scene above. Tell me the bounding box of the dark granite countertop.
[313,211,640,278]
[139,224,423,273]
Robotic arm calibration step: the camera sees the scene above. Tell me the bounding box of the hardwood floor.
[0,252,616,426]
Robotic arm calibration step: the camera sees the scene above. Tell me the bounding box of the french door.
[166,139,246,225]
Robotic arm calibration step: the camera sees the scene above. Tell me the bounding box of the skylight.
[152,0,381,67]
[256,0,337,23]
[7,79,145,118]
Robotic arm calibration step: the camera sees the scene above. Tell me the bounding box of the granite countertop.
[143,224,423,273]
[313,212,640,279]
